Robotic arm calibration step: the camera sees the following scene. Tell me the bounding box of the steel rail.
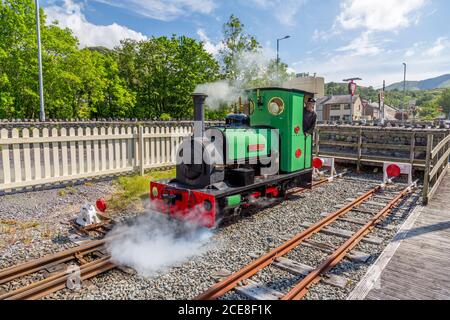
[288,170,347,196]
[0,239,107,285]
[282,183,414,300]
[1,256,116,300]
[195,183,381,300]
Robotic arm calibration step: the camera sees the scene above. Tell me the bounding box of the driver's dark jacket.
[303,109,317,135]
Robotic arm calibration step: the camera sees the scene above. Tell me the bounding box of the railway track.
[0,239,114,300]
[195,181,417,300]
[0,172,344,300]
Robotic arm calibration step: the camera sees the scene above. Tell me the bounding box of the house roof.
[322,95,360,105]
[365,102,397,111]
[316,96,331,105]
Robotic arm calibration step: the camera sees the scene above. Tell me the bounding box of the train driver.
[303,97,317,136]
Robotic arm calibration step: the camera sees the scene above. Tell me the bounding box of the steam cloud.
[106,212,214,277]
[195,80,244,110]
[195,50,285,110]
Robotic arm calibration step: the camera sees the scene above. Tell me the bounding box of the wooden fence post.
[138,125,144,176]
[409,132,416,176]
[422,133,433,205]
[314,128,320,157]
[357,128,362,172]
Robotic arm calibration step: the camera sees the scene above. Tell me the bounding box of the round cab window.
[268,97,284,115]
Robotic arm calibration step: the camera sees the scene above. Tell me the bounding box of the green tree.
[219,15,260,81]
[0,0,134,119]
[418,99,441,120]
[438,88,450,119]
[115,36,220,119]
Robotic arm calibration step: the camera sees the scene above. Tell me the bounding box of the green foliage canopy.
[0,0,134,119]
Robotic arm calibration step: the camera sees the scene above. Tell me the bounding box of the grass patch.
[108,168,175,211]
[41,224,54,239]
[0,219,18,226]
[0,219,39,232]
[58,186,77,197]
[20,221,40,230]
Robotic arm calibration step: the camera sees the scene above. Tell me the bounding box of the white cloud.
[336,31,381,56]
[247,0,307,27]
[336,0,428,32]
[405,49,415,58]
[424,37,450,57]
[93,0,216,21]
[196,29,224,56]
[46,0,147,48]
[294,45,450,88]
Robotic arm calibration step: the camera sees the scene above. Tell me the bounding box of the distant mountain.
[386,74,450,91]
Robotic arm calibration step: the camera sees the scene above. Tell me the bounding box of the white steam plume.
[195,50,286,110]
[195,80,244,110]
[106,212,214,277]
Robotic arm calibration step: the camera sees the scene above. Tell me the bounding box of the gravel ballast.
[0,171,421,300]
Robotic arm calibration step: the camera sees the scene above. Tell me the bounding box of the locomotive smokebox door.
[176,137,224,188]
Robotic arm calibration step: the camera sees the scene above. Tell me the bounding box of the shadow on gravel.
[51,234,72,245]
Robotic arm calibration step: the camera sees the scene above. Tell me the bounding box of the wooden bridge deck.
[348,167,450,300]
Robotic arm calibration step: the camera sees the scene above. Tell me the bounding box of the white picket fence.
[0,125,193,192]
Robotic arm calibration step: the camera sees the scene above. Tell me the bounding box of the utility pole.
[343,77,362,122]
[402,63,407,123]
[382,80,385,122]
[276,35,290,82]
[35,0,45,121]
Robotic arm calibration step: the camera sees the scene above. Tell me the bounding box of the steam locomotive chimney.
[192,93,207,138]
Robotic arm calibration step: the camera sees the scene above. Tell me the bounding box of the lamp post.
[402,63,407,123]
[276,35,290,82]
[35,0,45,121]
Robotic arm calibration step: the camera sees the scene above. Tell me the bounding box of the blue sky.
[42,0,450,87]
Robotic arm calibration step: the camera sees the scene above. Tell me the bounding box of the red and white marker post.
[383,162,412,185]
[313,156,337,181]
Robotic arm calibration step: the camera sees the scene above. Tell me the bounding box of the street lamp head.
[278,35,290,41]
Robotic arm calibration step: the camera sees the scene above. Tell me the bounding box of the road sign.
[348,81,357,96]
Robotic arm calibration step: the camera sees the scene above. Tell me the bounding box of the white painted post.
[155,126,161,165]
[1,129,11,185]
[23,128,32,182]
[150,126,155,166]
[51,128,60,178]
[127,127,133,168]
[61,128,68,177]
[69,127,77,175]
[107,127,114,170]
[42,128,51,179]
[77,127,85,174]
[11,128,22,183]
[100,127,106,172]
[138,125,144,175]
[92,127,100,172]
[32,128,42,180]
[85,127,92,173]
[121,127,127,168]
[144,126,150,166]
[165,125,171,165]
[114,127,120,170]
